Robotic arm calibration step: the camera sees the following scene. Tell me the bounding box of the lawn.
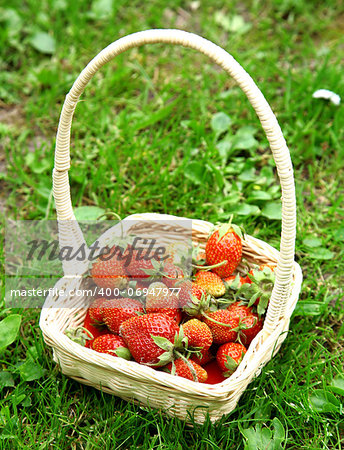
[1,0,344,448]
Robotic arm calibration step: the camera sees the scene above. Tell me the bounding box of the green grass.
[1,0,344,448]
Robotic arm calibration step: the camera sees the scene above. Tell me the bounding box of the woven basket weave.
[39,29,302,424]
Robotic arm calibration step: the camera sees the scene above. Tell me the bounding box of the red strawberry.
[83,310,108,348]
[88,298,107,325]
[145,282,182,323]
[203,310,240,344]
[194,271,226,298]
[165,358,208,383]
[223,274,251,289]
[102,298,144,334]
[92,334,131,359]
[227,302,254,319]
[182,319,213,352]
[91,245,128,290]
[205,224,242,278]
[178,281,204,308]
[190,348,214,366]
[203,360,226,384]
[239,314,263,346]
[216,342,247,376]
[119,313,179,366]
[235,265,275,315]
[178,281,214,319]
[160,261,184,288]
[124,248,158,280]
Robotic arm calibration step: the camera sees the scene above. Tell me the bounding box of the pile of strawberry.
[68,222,276,384]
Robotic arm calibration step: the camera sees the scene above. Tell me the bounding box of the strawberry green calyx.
[237,265,275,315]
[151,327,188,367]
[224,350,245,377]
[192,260,228,271]
[183,292,215,317]
[112,347,132,360]
[217,217,244,241]
[65,327,93,346]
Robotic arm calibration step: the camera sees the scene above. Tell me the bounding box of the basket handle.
[53,29,296,332]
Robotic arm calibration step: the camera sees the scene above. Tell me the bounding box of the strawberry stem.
[192,260,228,271]
[201,312,238,329]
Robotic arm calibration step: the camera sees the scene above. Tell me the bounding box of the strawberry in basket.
[164,359,208,383]
[102,298,144,334]
[119,313,180,366]
[92,334,131,360]
[205,221,243,278]
[145,282,182,323]
[216,342,247,377]
[228,264,276,315]
[91,245,129,290]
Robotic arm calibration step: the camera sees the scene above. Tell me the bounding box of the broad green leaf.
[184,162,206,185]
[334,227,344,242]
[303,237,322,248]
[231,127,258,150]
[3,9,23,36]
[261,202,282,220]
[29,32,56,54]
[12,394,26,406]
[271,417,285,444]
[328,377,344,396]
[206,162,224,188]
[0,372,15,390]
[293,301,326,316]
[308,248,334,260]
[232,204,260,216]
[215,12,251,34]
[216,140,232,163]
[73,206,106,221]
[0,315,22,351]
[238,168,256,182]
[211,112,231,136]
[91,0,113,19]
[247,191,272,201]
[309,389,340,413]
[242,418,285,450]
[19,360,45,382]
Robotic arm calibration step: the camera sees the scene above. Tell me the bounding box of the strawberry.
[216,342,247,376]
[178,281,203,308]
[235,265,275,315]
[80,310,108,348]
[145,282,182,323]
[160,261,184,288]
[203,310,240,344]
[190,348,214,366]
[205,223,242,278]
[102,298,144,334]
[165,358,208,383]
[182,319,213,352]
[226,301,253,319]
[124,248,159,280]
[238,314,263,346]
[203,360,226,384]
[88,298,107,325]
[119,313,180,366]
[91,245,128,290]
[223,274,251,289]
[194,271,226,298]
[92,334,131,359]
[178,281,215,319]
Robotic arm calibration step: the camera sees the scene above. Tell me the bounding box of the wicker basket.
[39,29,302,424]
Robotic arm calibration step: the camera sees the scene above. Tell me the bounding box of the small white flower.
[312,89,341,106]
